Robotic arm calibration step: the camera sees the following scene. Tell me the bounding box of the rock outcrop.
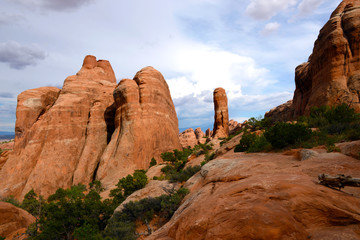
[0,55,117,199]
[14,87,60,150]
[179,129,198,148]
[266,0,360,121]
[96,67,181,191]
[0,202,35,239]
[148,149,360,239]
[212,88,229,138]
[293,0,360,117]
[179,128,206,148]
[265,100,294,123]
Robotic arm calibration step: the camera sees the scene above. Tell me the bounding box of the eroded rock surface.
[266,0,360,121]
[0,55,117,199]
[212,88,229,138]
[148,150,360,240]
[0,202,35,239]
[96,67,181,191]
[179,129,198,148]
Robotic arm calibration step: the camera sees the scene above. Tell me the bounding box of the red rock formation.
[205,128,212,138]
[148,150,360,239]
[179,128,198,148]
[212,88,229,138]
[0,55,117,199]
[194,128,206,144]
[265,100,294,122]
[14,87,60,150]
[96,67,181,191]
[0,202,35,239]
[266,0,360,121]
[293,0,360,117]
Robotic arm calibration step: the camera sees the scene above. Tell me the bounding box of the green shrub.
[110,170,148,204]
[169,166,201,183]
[149,157,157,168]
[247,135,271,152]
[104,188,189,239]
[234,132,257,152]
[0,236,5,240]
[264,122,312,149]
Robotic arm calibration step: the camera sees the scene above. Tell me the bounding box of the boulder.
[212,88,229,138]
[96,67,182,191]
[179,129,198,148]
[0,55,117,199]
[336,140,360,159]
[148,151,360,239]
[0,202,35,239]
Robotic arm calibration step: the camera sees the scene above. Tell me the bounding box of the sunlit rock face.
[0,55,117,199]
[212,88,229,138]
[96,66,182,191]
[266,0,360,121]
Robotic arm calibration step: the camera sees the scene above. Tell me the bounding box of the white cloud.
[246,0,298,20]
[261,22,281,35]
[0,41,46,69]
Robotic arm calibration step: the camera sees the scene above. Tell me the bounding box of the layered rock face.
[0,202,35,239]
[293,0,360,117]
[149,150,360,239]
[96,67,181,191]
[212,88,229,138]
[266,0,360,120]
[0,55,117,199]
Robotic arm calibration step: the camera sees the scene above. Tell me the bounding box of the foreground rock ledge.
[147,150,360,239]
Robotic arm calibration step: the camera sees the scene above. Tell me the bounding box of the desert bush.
[234,132,270,153]
[234,132,257,152]
[169,166,201,183]
[264,122,312,149]
[149,157,157,168]
[104,188,189,239]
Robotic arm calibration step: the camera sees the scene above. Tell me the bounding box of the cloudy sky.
[0,0,341,132]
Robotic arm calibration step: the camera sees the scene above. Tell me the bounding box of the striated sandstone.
[293,0,360,117]
[266,0,360,121]
[0,202,35,239]
[148,149,360,240]
[0,55,117,199]
[212,88,229,138]
[96,67,181,192]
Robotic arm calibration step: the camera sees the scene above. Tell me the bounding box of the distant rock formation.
[179,127,206,148]
[195,127,206,144]
[96,67,181,191]
[0,202,35,239]
[212,88,229,138]
[179,128,198,148]
[266,0,360,121]
[0,56,181,199]
[228,119,243,135]
[265,100,294,123]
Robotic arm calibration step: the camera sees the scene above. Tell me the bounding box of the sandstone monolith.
[212,88,229,138]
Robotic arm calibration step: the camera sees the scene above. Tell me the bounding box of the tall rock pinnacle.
[212,87,229,138]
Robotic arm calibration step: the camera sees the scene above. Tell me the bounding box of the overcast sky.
[0,0,342,132]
